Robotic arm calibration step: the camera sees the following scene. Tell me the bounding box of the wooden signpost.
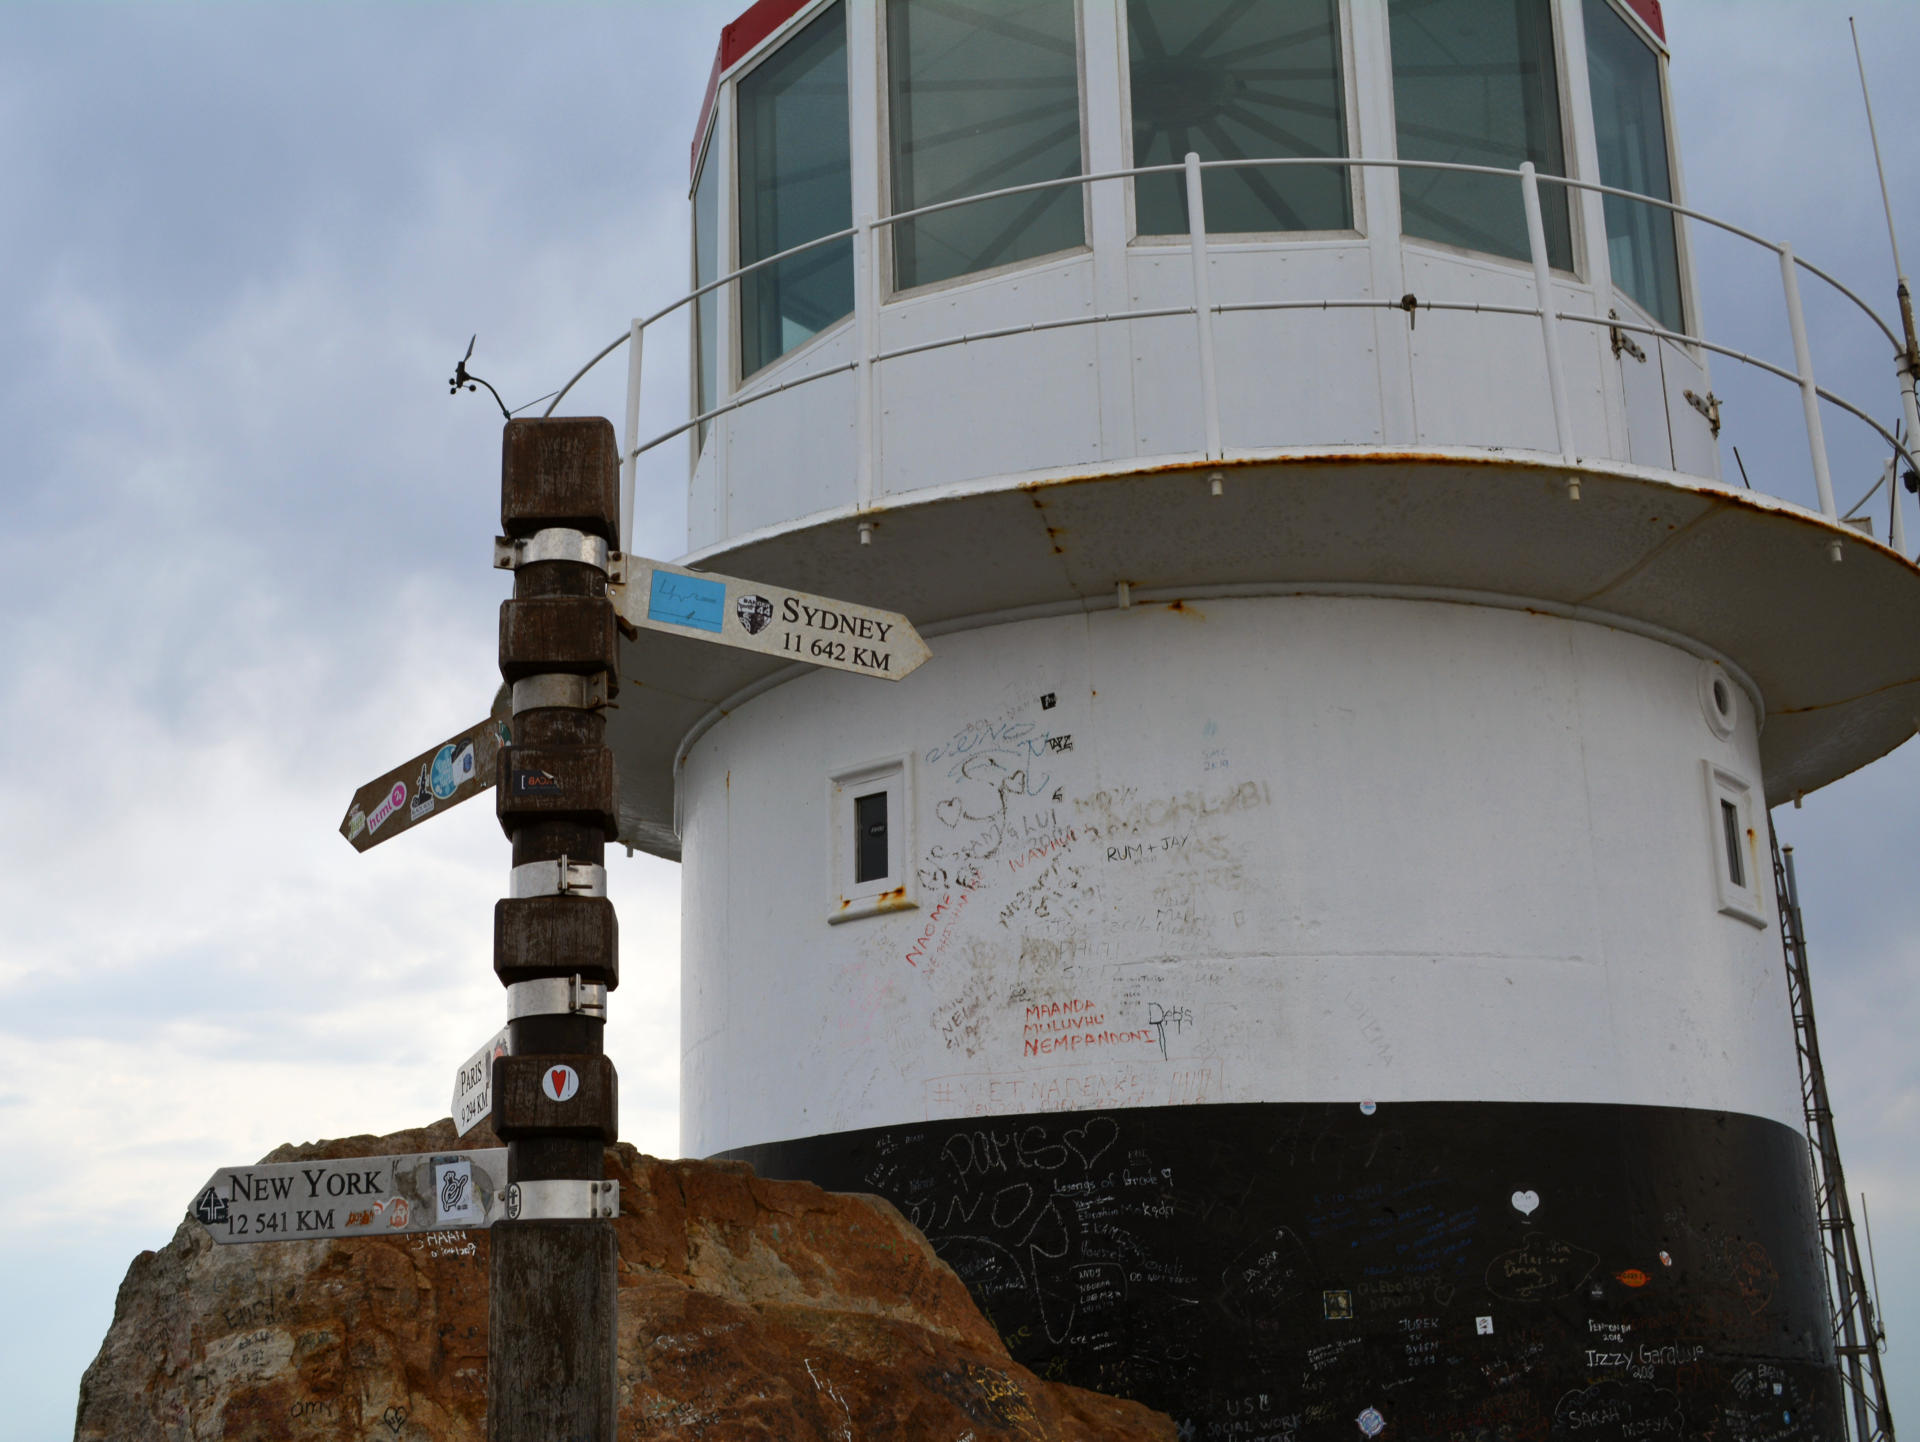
[296,421,934,1442]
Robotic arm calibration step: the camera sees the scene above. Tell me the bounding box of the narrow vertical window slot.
[855,792,890,883]
[692,134,720,452]
[1720,799,1744,889]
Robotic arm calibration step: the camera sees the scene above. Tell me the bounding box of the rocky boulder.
[75,1121,1174,1441]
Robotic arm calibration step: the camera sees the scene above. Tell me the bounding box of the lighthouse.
[586,0,1919,1432]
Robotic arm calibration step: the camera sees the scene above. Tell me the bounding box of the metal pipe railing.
[1521,161,1577,480]
[567,151,1912,562]
[1184,152,1223,462]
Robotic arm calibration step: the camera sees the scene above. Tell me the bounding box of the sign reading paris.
[616,556,929,681]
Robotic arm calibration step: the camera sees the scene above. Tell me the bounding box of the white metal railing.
[543,153,1920,563]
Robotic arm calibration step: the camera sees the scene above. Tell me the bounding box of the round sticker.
[1359,1099,1377,1116]
[430,745,462,802]
[542,1065,580,1102]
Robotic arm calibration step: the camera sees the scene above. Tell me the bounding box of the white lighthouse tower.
[586,0,1919,1432]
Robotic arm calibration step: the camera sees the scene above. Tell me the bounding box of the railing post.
[620,318,643,555]
[1184,152,1223,461]
[1520,162,1577,484]
[854,215,878,514]
[1780,243,1843,560]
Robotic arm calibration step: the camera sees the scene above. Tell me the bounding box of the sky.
[2,3,1916,1437]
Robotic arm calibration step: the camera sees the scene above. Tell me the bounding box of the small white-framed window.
[828,755,917,923]
[1697,659,1738,740]
[1703,761,1765,928]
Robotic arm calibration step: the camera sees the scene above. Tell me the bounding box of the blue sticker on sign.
[648,570,726,633]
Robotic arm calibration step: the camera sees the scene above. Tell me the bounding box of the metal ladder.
[1771,829,1896,1442]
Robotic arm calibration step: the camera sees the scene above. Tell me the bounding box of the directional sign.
[452,1026,511,1139]
[340,700,512,852]
[613,556,929,681]
[191,1149,509,1244]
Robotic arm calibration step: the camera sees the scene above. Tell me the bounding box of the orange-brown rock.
[75,1120,1175,1441]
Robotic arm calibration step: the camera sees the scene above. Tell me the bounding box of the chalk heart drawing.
[1064,1116,1118,1172]
[1511,1189,1541,1217]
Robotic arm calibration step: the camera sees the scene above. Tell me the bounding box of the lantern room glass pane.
[1388,0,1572,269]
[887,0,1085,291]
[737,2,853,377]
[1585,0,1681,330]
[1128,0,1351,236]
[693,136,720,449]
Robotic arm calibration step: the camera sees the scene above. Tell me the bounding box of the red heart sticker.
[542,1065,579,1102]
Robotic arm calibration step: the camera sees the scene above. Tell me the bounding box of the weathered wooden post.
[488,417,622,1441]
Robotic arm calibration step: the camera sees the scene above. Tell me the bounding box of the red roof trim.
[690,0,816,181]
[1621,0,1665,43]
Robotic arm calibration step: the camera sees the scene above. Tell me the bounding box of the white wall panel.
[1660,336,1723,480]
[721,329,860,537]
[678,596,1799,1159]
[874,255,1103,495]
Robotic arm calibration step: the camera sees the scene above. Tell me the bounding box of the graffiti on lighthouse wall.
[728,1100,1840,1442]
[859,676,1273,1124]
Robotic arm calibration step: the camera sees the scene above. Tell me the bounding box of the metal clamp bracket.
[494,529,611,572]
[502,1179,619,1222]
[511,672,610,715]
[507,975,609,1021]
[509,857,608,899]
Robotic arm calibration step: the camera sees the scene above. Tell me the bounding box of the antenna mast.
[1853,16,1919,557]
[1852,17,1916,355]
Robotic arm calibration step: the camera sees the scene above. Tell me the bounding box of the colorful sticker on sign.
[542,1065,580,1102]
[435,1160,479,1225]
[736,593,774,635]
[368,782,407,833]
[345,808,367,841]
[648,570,726,633]
[1356,1408,1386,1438]
[429,741,476,800]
